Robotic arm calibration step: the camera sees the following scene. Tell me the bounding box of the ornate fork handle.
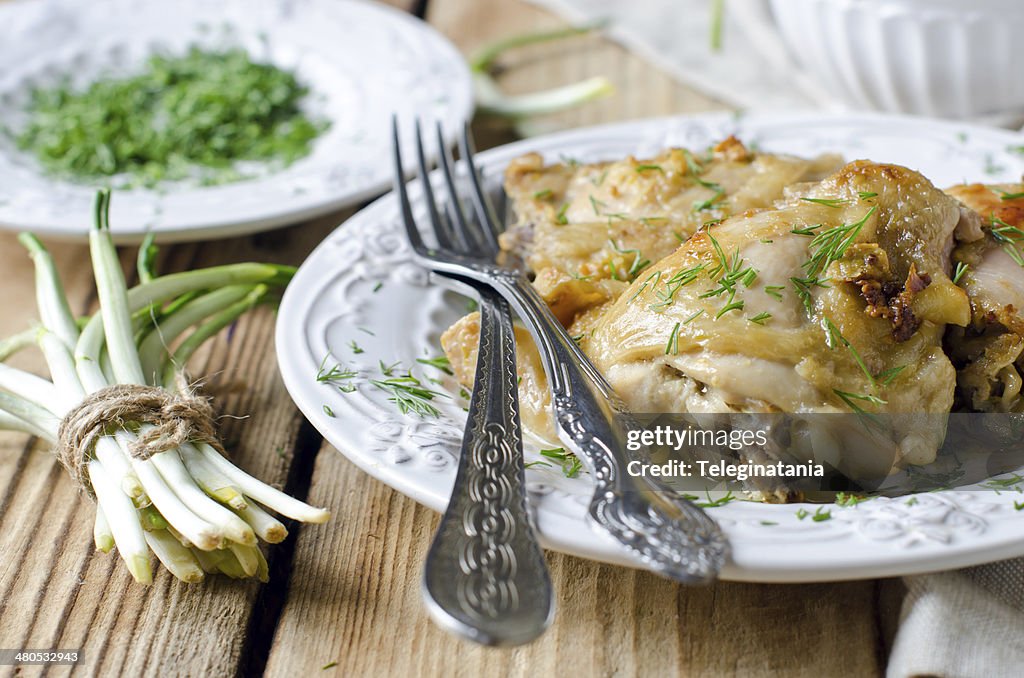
[422,280,553,646]
[491,272,729,583]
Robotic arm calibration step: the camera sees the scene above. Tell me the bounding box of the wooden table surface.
[0,1,903,676]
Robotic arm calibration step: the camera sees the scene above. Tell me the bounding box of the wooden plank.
[264,0,884,676]
[0,211,346,678]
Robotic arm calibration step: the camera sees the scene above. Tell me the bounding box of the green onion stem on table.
[0,191,329,584]
[471,22,614,122]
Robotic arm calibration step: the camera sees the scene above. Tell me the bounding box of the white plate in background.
[0,0,473,242]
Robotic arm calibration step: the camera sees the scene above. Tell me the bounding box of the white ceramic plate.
[277,112,1024,582]
[0,0,473,242]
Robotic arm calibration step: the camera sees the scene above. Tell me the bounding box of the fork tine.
[391,116,425,254]
[415,120,459,252]
[435,122,486,253]
[458,124,502,253]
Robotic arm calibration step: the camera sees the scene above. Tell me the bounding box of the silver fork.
[393,120,554,646]
[394,120,730,584]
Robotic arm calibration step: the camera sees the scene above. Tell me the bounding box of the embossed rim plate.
[277,112,1024,582]
[0,0,473,243]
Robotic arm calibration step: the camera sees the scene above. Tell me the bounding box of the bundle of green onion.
[0,192,329,584]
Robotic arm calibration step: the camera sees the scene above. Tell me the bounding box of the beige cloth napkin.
[522,2,1024,675]
[887,559,1024,678]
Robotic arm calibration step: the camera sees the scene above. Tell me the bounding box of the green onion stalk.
[0,191,328,584]
[471,22,613,128]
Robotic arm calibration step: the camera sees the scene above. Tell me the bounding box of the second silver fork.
[394,120,554,646]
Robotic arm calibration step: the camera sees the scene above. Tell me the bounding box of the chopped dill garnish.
[697,491,735,508]
[540,447,583,478]
[635,164,664,173]
[378,360,401,377]
[649,263,705,310]
[640,216,668,227]
[369,370,448,418]
[833,389,887,414]
[533,188,554,200]
[952,261,969,284]
[524,460,553,470]
[607,240,651,280]
[749,312,771,325]
[673,230,686,243]
[764,285,785,300]
[416,355,453,375]
[316,355,357,393]
[629,270,663,303]
[349,340,364,355]
[822,317,875,386]
[791,224,821,236]
[683,309,705,324]
[14,46,328,188]
[692,186,725,212]
[795,508,809,520]
[876,365,906,386]
[589,195,606,215]
[555,203,569,225]
[858,191,878,200]
[372,282,383,293]
[357,326,376,336]
[665,321,681,355]
[323,405,335,417]
[715,298,744,318]
[835,492,869,507]
[801,197,850,208]
[759,238,773,244]
[811,507,832,522]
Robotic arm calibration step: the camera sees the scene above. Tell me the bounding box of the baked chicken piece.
[500,137,841,324]
[445,160,974,487]
[944,182,1024,411]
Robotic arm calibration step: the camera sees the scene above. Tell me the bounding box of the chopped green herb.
[749,312,771,325]
[369,371,448,418]
[791,224,822,236]
[349,340,364,355]
[607,240,651,280]
[555,203,569,225]
[322,661,338,670]
[683,309,705,324]
[876,365,907,386]
[823,317,875,386]
[835,492,868,507]
[524,460,553,470]
[665,321,681,355]
[858,191,878,200]
[15,46,328,188]
[833,389,887,415]
[715,298,744,319]
[795,508,809,520]
[635,164,664,173]
[416,355,453,375]
[801,197,849,208]
[1015,501,1024,511]
[952,261,969,284]
[372,282,383,293]
[357,326,375,336]
[697,491,735,508]
[322,405,335,417]
[764,285,785,300]
[533,189,554,200]
[540,447,583,478]
[760,520,778,526]
[811,507,832,522]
